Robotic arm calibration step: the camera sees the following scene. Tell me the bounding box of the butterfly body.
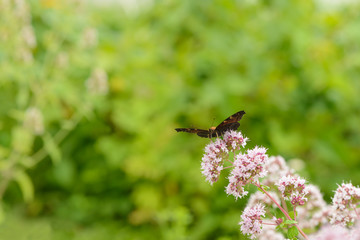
[175,110,245,138]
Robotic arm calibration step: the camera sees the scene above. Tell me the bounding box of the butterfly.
[175,110,246,138]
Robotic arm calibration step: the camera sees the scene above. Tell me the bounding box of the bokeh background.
[0,0,360,239]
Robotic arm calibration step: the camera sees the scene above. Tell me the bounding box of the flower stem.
[254,183,309,240]
[280,195,288,213]
[262,222,277,226]
[352,204,359,218]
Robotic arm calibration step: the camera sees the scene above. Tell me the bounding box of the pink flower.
[297,184,329,229]
[247,191,281,209]
[329,182,360,227]
[350,221,360,239]
[239,203,266,239]
[226,146,268,199]
[201,138,228,184]
[309,225,350,240]
[332,183,360,211]
[262,155,293,186]
[258,224,286,240]
[223,130,248,151]
[276,175,309,206]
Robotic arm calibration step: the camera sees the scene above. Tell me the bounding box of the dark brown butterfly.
[175,110,246,138]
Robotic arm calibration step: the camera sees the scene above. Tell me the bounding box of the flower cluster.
[247,191,280,209]
[309,225,351,240]
[257,224,287,240]
[196,129,360,239]
[86,68,109,95]
[81,27,98,48]
[309,222,360,240]
[226,146,269,199]
[201,138,228,184]
[23,107,44,135]
[276,175,309,206]
[239,204,266,239]
[329,182,360,227]
[262,155,293,186]
[223,130,248,151]
[297,184,329,229]
[201,131,248,185]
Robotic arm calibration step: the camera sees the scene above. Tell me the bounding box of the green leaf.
[0,203,4,224]
[260,185,271,191]
[257,185,270,193]
[289,210,298,219]
[284,220,298,225]
[287,226,299,238]
[14,170,34,202]
[43,133,62,164]
[11,127,34,154]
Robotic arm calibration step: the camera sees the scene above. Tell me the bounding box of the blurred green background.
[0,0,360,239]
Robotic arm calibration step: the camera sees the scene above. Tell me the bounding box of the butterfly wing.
[215,110,245,135]
[227,122,241,131]
[175,110,245,138]
[175,128,211,138]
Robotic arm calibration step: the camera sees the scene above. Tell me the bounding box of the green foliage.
[287,226,299,239]
[288,210,298,220]
[0,0,360,239]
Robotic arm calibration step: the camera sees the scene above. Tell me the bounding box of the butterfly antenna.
[210,117,216,127]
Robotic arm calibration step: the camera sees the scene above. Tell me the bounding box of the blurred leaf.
[52,159,75,188]
[14,170,34,202]
[42,133,62,164]
[287,226,299,239]
[1,0,360,239]
[0,203,4,224]
[11,127,34,155]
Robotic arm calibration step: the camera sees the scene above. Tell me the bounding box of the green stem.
[29,113,82,167]
[0,153,19,200]
[254,183,309,240]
